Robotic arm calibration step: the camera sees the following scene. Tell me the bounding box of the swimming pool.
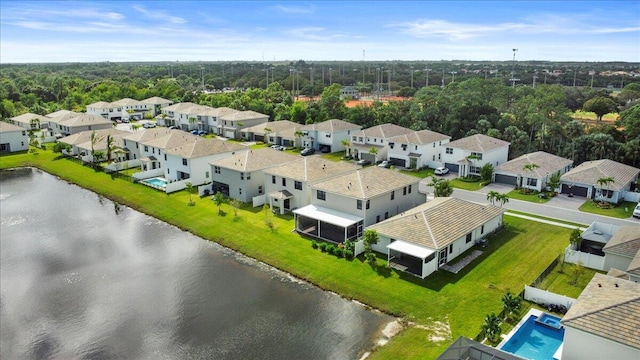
[141,177,168,188]
[499,311,564,360]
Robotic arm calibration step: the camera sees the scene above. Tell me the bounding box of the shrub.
[344,250,354,260]
[335,247,344,258]
[326,244,336,255]
[318,242,327,252]
[311,240,318,249]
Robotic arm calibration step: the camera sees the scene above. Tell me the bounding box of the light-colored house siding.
[0,122,29,153]
[441,139,509,177]
[562,327,640,360]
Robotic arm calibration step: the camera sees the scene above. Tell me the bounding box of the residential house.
[441,134,510,177]
[137,131,201,172]
[437,337,522,360]
[301,119,362,153]
[110,98,148,120]
[386,129,451,169]
[162,137,248,186]
[241,120,302,146]
[218,110,269,139]
[59,128,130,161]
[159,102,202,128]
[48,113,113,136]
[86,101,114,120]
[122,128,173,161]
[367,197,505,279]
[348,124,414,164]
[141,96,173,117]
[0,122,29,153]
[561,273,640,360]
[494,151,573,191]
[293,166,424,244]
[264,156,359,214]
[602,225,640,282]
[46,109,74,118]
[10,113,50,130]
[209,147,298,202]
[559,159,639,203]
[340,86,360,99]
[200,107,238,134]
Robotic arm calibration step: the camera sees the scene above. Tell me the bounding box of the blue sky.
[1,1,638,63]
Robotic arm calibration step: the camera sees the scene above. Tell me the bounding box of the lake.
[0,168,394,359]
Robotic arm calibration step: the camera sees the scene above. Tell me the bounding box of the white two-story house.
[122,128,174,161]
[0,122,29,153]
[347,124,414,164]
[441,134,510,177]
[10,113,51,130]
[386,129,451,169]
[218,110,269,139]
[50,113,113,136]
[209,147,298,202]
[293,166,425,244]
[137,131,201,172]
[241,120,302,145]
[301,119,362,153]
[264,156,359,214]
[141,96,173,117]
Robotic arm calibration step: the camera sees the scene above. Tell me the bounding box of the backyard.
[1,148,574,359]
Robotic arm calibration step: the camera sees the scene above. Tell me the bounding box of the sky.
[1,0,639,63]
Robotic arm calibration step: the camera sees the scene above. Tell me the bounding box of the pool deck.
[498,308,565,360]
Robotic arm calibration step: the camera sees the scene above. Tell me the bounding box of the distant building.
[340,86,360,99]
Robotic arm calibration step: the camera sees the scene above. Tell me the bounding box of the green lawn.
[506,189,551,204]
[400,168,435,179]
[450,177,485,191]
[505,210,587,228]
[579,200,636,219]
[536,262,601,299]
[572,110,619,122]
[1,149,575,359]
[320,151,346,162]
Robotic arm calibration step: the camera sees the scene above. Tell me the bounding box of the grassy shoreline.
[1,149,573,359]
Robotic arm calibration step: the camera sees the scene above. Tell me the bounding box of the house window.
[389,142,394,149]
[470,166,480,174]
[144,146,148,152]
[391,191,395,200]
[246,173,251,180]
[446,147,453,154]
[481,225,484,234]
[359,137,363,142]
[529,178,537,187]
[182,158,187,166]
[425,253,435,263]
[385,211,389,219]
[449,244,453,254]
[282,178,286,186]
[433,143,436,148]
[258,186,263,194]
[325,134,331,138]
[366,200,370,209]
[403,187,407,196]
[433,155,436,161]
[357,200,362,210]
[352,136,357,142]
[471,152,483,160]
[295,181,302,190]
[466,233,472,243]
[317,190,326,200]
[239,188,242,195]
[408,185,412,194]
[272,175,276,184]
[376,215,380,222]
[240,173,245,180]
[206,171,209,178]
[438,154,441,160]
[415,145,418,150]
[214,166,221,174]
[164,154,167,161]
[401,144,407,151]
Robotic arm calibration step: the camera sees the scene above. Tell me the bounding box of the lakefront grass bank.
[0,149,572,359]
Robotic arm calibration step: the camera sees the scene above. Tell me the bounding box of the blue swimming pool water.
[500,314,564,360]
[143,177,168,187]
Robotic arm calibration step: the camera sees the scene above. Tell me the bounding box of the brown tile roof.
[210,147,298,172]
[264,156,358,182]
[0,121,26,133]
[562,273,640,350]
[603,226,640,258]
[10,113,50,125]
[446,134,510,152]
[368,197,504,250]
[387,129,450,145]
[560,159,640,191]
[163,137,247,159]
[496,151,573,177]
[311,166,419,199]
[301,119,361,132]
[353,123,414,139]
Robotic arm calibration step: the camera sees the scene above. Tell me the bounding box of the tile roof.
[59,129,130,146]
[241,120,301,135]
[58,114,112,127]
[122,128,174,142]
[220,110,268,122]
[162,102,200,112]
[141,131,200,149]
[47,111,82,124]
[368,197,504,250]
[141,96,172,104]
[201,106,238,117]
[0,121,26,133]
[86,101,112,108]
[110,98,143,107]
[46,109,74,118]
[602,226,640,258]
[352,123,414,139]
[311,166,419,199]
[163,137,247,159]
[446,134,510,152]
[301,119,361,132]
[264,156,358,182]
[10,113,50,124]
[562,273,640,350]
[209,147,298,172]
[560,159,640,191]
[495,151,573,177]
[387,129,451,145]
[75,130,131,151]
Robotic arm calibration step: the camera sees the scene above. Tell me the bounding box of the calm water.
[0,168,393,359]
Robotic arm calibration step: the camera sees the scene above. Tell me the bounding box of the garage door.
[495,174,517,186]
[361,153,376,163]
[561,184,588,197]
[444,163,459,173]
[389,158,406,167]
[225,130,235,139]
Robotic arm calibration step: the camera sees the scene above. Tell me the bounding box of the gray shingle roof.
[562,273,640,350]
[209,147,298,172]
[141,131,200,149]
[311,166,419,199]
[495,151,573,177]
[58,114,112,127]
[352,123,414,139]
[264,156,358,182]
[301,119,361,132]
[241,120,301,135]
[368,197,504,250]
[0,121,26,133]
[141,96,172,104]
[560,159,640,191]
[602,226,640,258]
[387,129,451,145]
[163,137,247,159]
[220,110,268,122]
[59,129,130,146]
[446,134,510,152]
[10,113,50,125]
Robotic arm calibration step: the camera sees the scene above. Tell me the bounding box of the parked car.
[634,203,640,219]
[377,160,391,168]
[300,148,315,156]
[168,126,177,129]
[356,159,371,166]
[434,166,450,175]
[270,144,280,149]
[197,130,206,136]
[121,118,130,123]
[143,122,156,128]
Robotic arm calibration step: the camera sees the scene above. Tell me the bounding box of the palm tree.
[294,130,304,148]
[341,139,350,157]
[428,176,454,197]
[185,182,195,206]
[188,116,197,130]
[481,312,502,343]
[501,292,522,323]
[596,176,615,202]
[105,135,115,163]
[486,190,500,206]
[368,147,378,163]
[522,163,540,188]
[547,172,561,194]
[496,193,509,208]
[90,130,102,155]
[466,154,481,178]
[263,127,272,144]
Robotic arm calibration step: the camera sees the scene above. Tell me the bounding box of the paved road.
[419,179,639,227]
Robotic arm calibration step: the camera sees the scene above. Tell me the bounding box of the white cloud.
[273,4,316,14]
[131,5,186,24]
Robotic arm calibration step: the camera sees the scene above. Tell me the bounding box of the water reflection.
[0,168,393,359]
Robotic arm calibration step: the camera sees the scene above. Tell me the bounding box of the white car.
[143,122,156,128]
[434,167,450,175]
[633,203,640,219]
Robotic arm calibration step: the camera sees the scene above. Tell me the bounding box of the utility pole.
[424,67,431,87]
[387,69,391,96]
[590,71,595,88]
[532,69,537,89]
[573,69,577,87]
[441,68,445,88]
[410,65,414,89]
[362,49,366,84]
[510,48,519,87]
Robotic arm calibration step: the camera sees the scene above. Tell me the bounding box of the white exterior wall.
[122,139,142,160]
[219,117,268,139]
[212,166,266,203]
[0,129,29,153]
[388,139,450,169]
[264,174,311,210]
[68,123,113,135]
[331,130,357,152]
[603,253,632,273]
[562,326,640,360]
[441,146,508,176]
[165,154,235,185]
